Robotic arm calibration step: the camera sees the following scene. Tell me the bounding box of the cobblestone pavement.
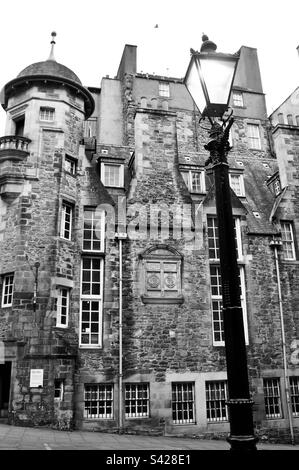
[0,424,297,450]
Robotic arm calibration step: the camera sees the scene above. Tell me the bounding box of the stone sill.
[141,295,184,305]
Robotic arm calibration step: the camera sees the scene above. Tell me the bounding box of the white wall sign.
[30,369,44,387]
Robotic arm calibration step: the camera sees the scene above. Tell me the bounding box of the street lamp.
[184,35,258,451]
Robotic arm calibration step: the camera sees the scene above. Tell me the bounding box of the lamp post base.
[227,435,258,451]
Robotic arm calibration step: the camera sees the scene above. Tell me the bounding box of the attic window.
[159,82,170,98]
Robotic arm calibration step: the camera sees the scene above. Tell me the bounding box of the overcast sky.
[1,0,299,132]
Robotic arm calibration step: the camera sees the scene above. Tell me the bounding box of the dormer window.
[159,82,170,98]
[101,162,124,188]
[40,107,55,121]
[232,91,244,107]
[229,173,245,197]
[181,169,205,193]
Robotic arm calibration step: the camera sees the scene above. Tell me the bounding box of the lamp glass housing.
[184,52,238,118]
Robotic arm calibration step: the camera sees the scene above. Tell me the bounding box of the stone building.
[0,35,298,442]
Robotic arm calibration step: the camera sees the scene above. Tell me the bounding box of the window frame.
[158,82,170,98]
[125,383,150,419]
[290,376,299,417]
[79,257,104,348]
[54,379,64,401]
[56,287,70,328]
[83,207,105,253]
[171,382,196,425]
[232,91,244,108]
[101,162,124,188]
[39,107,55,122]
[229,173,245,197]
[206,380,229,423]
[280,221,296,261]
[60,201,73,241]
[84,383,114,419]
[181,169,206,193]
[247,123,261,150]
[64,155,77,175]
[263,378,282,419]
[1,273,14,308]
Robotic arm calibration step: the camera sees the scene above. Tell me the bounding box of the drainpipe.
[115,231,127,433]
[270,239,295,445]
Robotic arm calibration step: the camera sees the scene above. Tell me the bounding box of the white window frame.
[39,107,55,122]
[60,202,73,240]
[79,257,103,348]
[229,173,245,197]
[232,91,244,107]
[65,155,77,175]
[125,383,149,418]
[101,162,124,188]
[247,123,261,150]
[273,178,281,196]
[172,382,195,425]
[54,379,64,401]
[263,378,282,419]
[1,273,14,307]
[281,221,296,260]
[84,384,114,419]
[158,82,170,98]
[290,376,299,417]
[83,207,105,253]
[56,287,69,328]
[181,170,206,193]
[210,265,248,346]
[207,216,242,261]
[206,380,229,422]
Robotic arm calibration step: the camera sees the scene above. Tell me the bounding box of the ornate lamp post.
[184,35,258,451]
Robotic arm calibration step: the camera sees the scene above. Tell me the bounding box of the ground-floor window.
[171,382,195,424]
[290,376,299,417]
[206,380,228,422]
[54,379,64,401]
[125,383,149,418]
[263,378,282,419]
[84,384,113,419]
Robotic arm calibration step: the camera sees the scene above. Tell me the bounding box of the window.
[14,116,25,136]
[1,274,14,307]
[296,115,299,127]
[232,91,244,107]
[281,221,296,260]
[229,173,245,197]
[125,383,149,418]
[56,288,69,328]
[80,257,103,347]
[206,381,228,422]
[181,170,205,193]
[290,377,299,417]
[84,384,113,419]
[141,247,183,303]
[159,82,170,98]
[247,123,261,150]
[207,216,242,261]
[39,107,55,121]
[278,113,284,124]
[101,163,124,188]
[83,207,104,252]
[263,378,282,419]
[172,383,195,424]
[272,177,281,196]
[54,379,64,401]
[65,156,77,175]
[209,265,248,345]
[287,114,293,126]
[60,202,73,240]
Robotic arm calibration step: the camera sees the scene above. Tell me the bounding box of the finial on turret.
[200,34,217,53]
[48,31,57,61]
